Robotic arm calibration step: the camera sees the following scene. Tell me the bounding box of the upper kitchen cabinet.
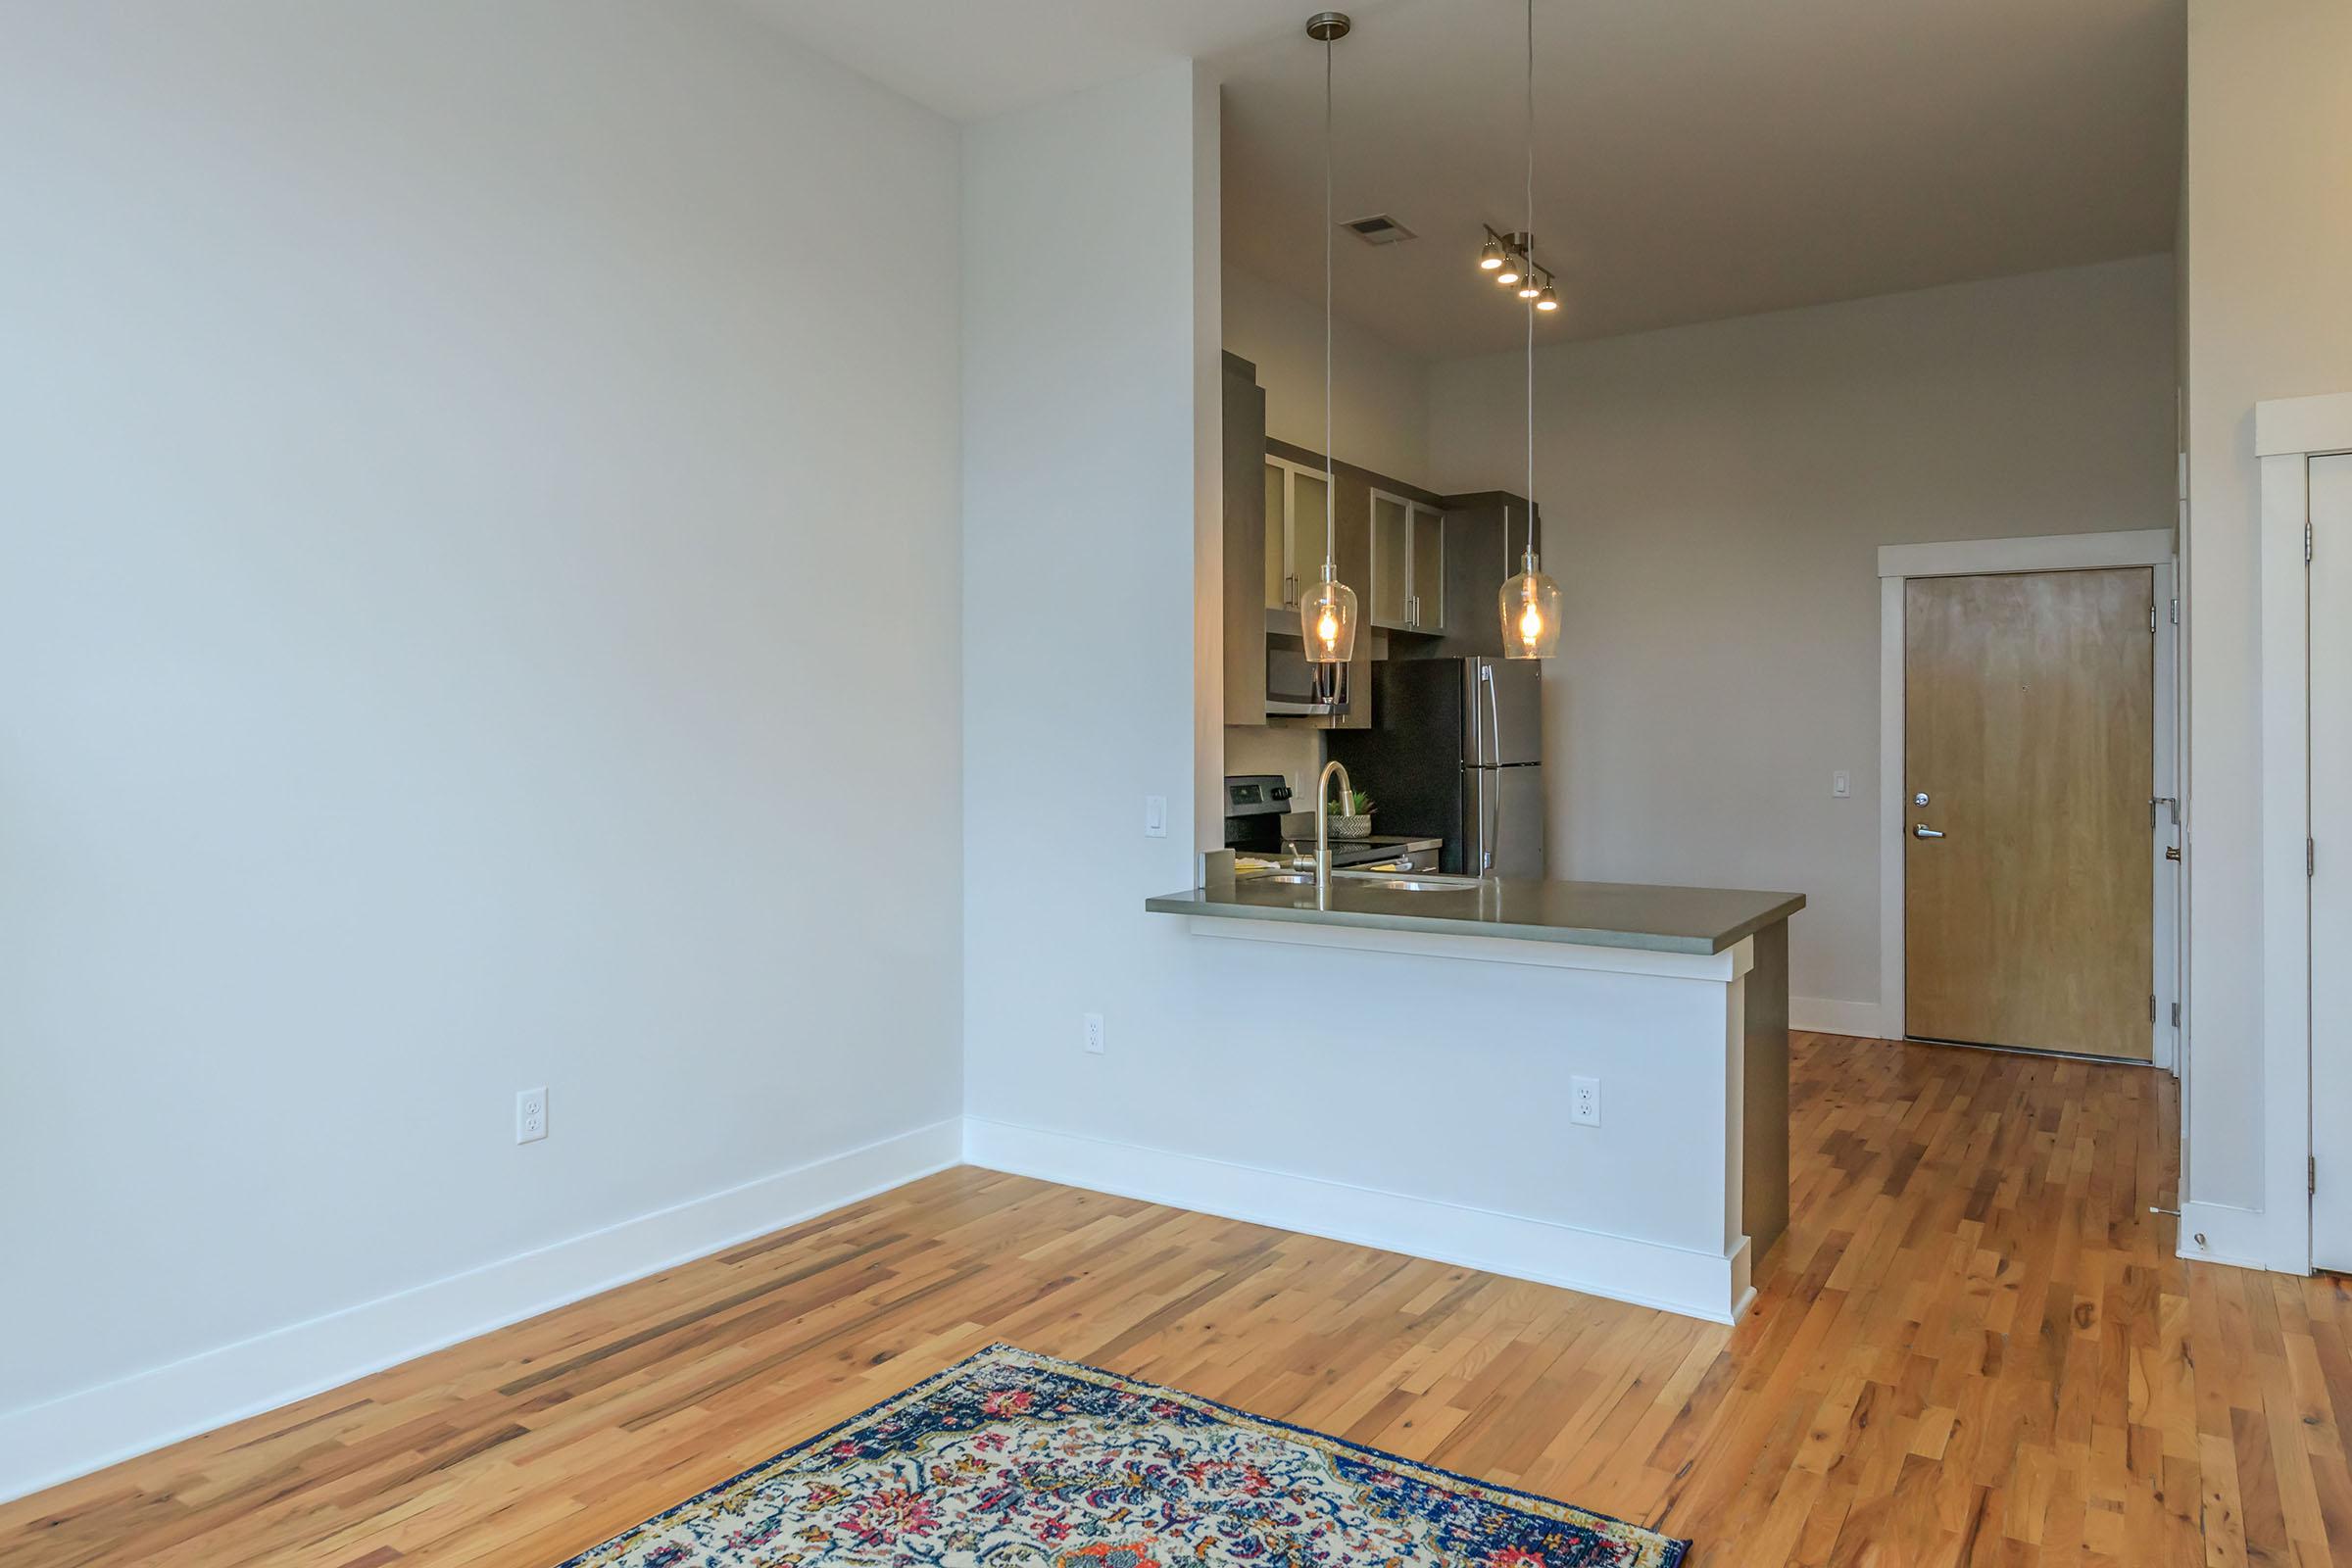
[1226,356,1365,729]
[1221,354,1269,723]
[1262,456,1329,613]
[1370,491,1446,634]
[1426,491,1532,661]
[1266,438,1373,730]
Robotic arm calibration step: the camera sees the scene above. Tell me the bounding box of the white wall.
[1428,257,2179,1015]
[963,63,1770,1325]
[1223,264,1433,479]
[2180,0,2352,1224]
[963,62,1210,1080]
[0,0,962,1497]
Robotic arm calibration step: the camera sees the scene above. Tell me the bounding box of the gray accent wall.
[1428,254,2180,1016]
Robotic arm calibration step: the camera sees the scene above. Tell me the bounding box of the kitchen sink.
[1240,868,1479,893]
[1344,874,1481,893]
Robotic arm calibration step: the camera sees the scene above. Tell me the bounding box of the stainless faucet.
[1314,758,1353,901]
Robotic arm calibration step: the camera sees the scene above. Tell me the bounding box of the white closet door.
[2312,453,2352,1271]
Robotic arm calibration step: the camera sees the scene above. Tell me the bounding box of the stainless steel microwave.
[1265,645,1349,717]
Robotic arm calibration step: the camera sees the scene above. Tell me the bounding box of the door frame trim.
[1875,529,2180,1063]
[2252,392,2352,1277]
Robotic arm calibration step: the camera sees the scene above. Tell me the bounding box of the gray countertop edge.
[1145,887,1806,956]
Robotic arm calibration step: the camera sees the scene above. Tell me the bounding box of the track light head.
[1479,238,1505,271]
[1535,285,1559,312]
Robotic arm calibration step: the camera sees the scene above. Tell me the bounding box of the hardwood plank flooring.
[6,1033,2348,1566]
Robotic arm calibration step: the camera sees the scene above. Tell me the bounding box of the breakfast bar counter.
[1144,864,1805,1324]
[1147,873,1803,956]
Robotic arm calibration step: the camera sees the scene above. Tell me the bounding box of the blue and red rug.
[556,1344,1689,1567]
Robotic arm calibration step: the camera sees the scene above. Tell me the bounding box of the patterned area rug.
[556,1344,1689,1568]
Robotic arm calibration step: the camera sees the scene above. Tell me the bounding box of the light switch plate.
[1832,770,1851,798]
[1144,795,1168,838]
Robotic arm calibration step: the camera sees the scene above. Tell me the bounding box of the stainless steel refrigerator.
[1327,657,1544,878]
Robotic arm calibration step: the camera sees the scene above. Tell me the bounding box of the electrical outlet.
[1083,1013,1106,1054]
[515,1087,547,1144]
[1570,1075,1600,1127]
[1144,795,1168,838]
[1832,770,1851,799]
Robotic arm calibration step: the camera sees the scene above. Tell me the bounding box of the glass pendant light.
[1497,0,1561,661]
[1300,11,1358,667]
[1500,506,1562,660]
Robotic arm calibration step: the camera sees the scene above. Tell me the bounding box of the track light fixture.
[1485,227,1532,289]
[1476,224,1556,315]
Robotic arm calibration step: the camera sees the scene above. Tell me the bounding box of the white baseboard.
[2176,1200,2276,1272]
[1789,997,1891,1039]
[0,1118,962,1507]
[962,1117,1748,1325]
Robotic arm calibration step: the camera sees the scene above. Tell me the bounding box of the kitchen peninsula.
[1145,863,1803,1323]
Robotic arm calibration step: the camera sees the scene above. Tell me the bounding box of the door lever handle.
[1913,824,1945,839]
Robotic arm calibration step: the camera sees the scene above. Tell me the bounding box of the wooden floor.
[7,1033,2350,1567]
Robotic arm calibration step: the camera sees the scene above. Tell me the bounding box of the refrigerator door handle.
[1482,667,1503,872]
[1465,662,1486,769]
[1475,766,1494,872]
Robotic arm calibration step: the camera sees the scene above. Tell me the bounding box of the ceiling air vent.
[1342,213,1417,246]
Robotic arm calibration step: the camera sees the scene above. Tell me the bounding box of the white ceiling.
[1218,0,2184,357]
[729,0,2183,361]
[725,0,1396,123]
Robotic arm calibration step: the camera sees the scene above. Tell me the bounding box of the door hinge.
[2311,839,2319,878]
[2170,597,2180,625]
[2148,993,2157,1023]
[2171,1001,2180,1028]
[2150,604,2157,633]
[2309,521,2317,564]
[2312,1155,2319,1197]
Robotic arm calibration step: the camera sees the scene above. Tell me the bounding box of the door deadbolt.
[1912,792,1930,807]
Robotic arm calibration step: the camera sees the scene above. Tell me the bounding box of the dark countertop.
[1147,874,1805,956]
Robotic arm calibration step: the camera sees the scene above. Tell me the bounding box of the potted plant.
[1325,789,1374,840]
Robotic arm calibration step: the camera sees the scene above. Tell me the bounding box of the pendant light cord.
[1523,0,1537,568]
[1323,33,1337,566]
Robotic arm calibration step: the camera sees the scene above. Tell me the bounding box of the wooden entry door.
[1904,567,2154,1059]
